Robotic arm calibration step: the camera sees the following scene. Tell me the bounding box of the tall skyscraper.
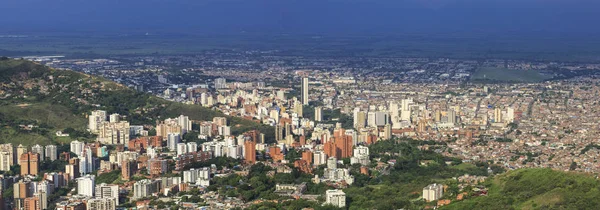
[506,107,515,123]
[400,98,413,122]
[45,145,57,161]
[447,109,457,125]
[77,174,96,197]
[19,152,40,176]
[244,141,256,164]
[494,107,502,123]
[301,77,309,105]
[79,146,94,175]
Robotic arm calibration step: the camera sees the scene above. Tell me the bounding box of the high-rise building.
[156,119,182,139]
[167,133,181,152]
[423,183,444,201]
[447,109,457,125]
[45,145,57,161]
[301,77,309,105]
[31,144,44,160]
[494,107,502,123]
[148,159,168,176]
[214,78,227,89]
[95,183,119,205]
[327,157,337,170]
[315,107,323,122]
[186,142,198,154]
[313,151,327,166]
[176,143,188,156]
[351,146,370,166]
[0,151,11,171]
[177,115,192,134]
[133,179,159,199]
[383,124,392,140]
[302,150,313,165]
[275,124,284,141]
[244,141,256,164]
[79,147,94,175]
[389,101,401,127]
[70,141,85,156]
[121,159,137,181]
[76,174,95,197]
[506,107,515,123]
[89,110,107,133]
[109,113,120,123]
[400,98,413,122]
[14,180,34,199]
[97,121,131,145]
[325,189,346,208]
[0,143,14,166]
[16,144,27,165]
[66,158,81,180]
[20,152,40,176]
[24,196,40,210]
[354,111,366,130]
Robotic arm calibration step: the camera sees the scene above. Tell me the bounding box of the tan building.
[20,152,40,176]
[16,144,27,165]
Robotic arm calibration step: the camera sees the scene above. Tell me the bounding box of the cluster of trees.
[96,170,121,184]
[343,139,493,209]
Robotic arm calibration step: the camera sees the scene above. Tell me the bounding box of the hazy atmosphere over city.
[2,0,600,210]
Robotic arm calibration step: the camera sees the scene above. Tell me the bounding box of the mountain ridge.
[0,58,274,146]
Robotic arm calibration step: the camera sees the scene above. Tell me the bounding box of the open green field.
[0,103,87,130]
[471,67,552,83]
[0,103,86,146]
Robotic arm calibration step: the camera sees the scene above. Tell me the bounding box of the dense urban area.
[2,52,600,210]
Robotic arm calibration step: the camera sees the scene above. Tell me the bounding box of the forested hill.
[0,57,273,146]
[442,168,600,210]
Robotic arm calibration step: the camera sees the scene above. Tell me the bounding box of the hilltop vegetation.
[442,168,600,210]
[0,58,273,146]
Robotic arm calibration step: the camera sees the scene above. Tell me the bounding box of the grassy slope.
[0,58,274,145]
[442,168,600,210]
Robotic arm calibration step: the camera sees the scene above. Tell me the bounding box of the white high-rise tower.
[301,77,309,105]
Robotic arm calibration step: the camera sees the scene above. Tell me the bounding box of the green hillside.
[442,168,600,210]
[0,58,273,146]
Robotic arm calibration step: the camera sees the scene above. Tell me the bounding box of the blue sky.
[1,0,599,36]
